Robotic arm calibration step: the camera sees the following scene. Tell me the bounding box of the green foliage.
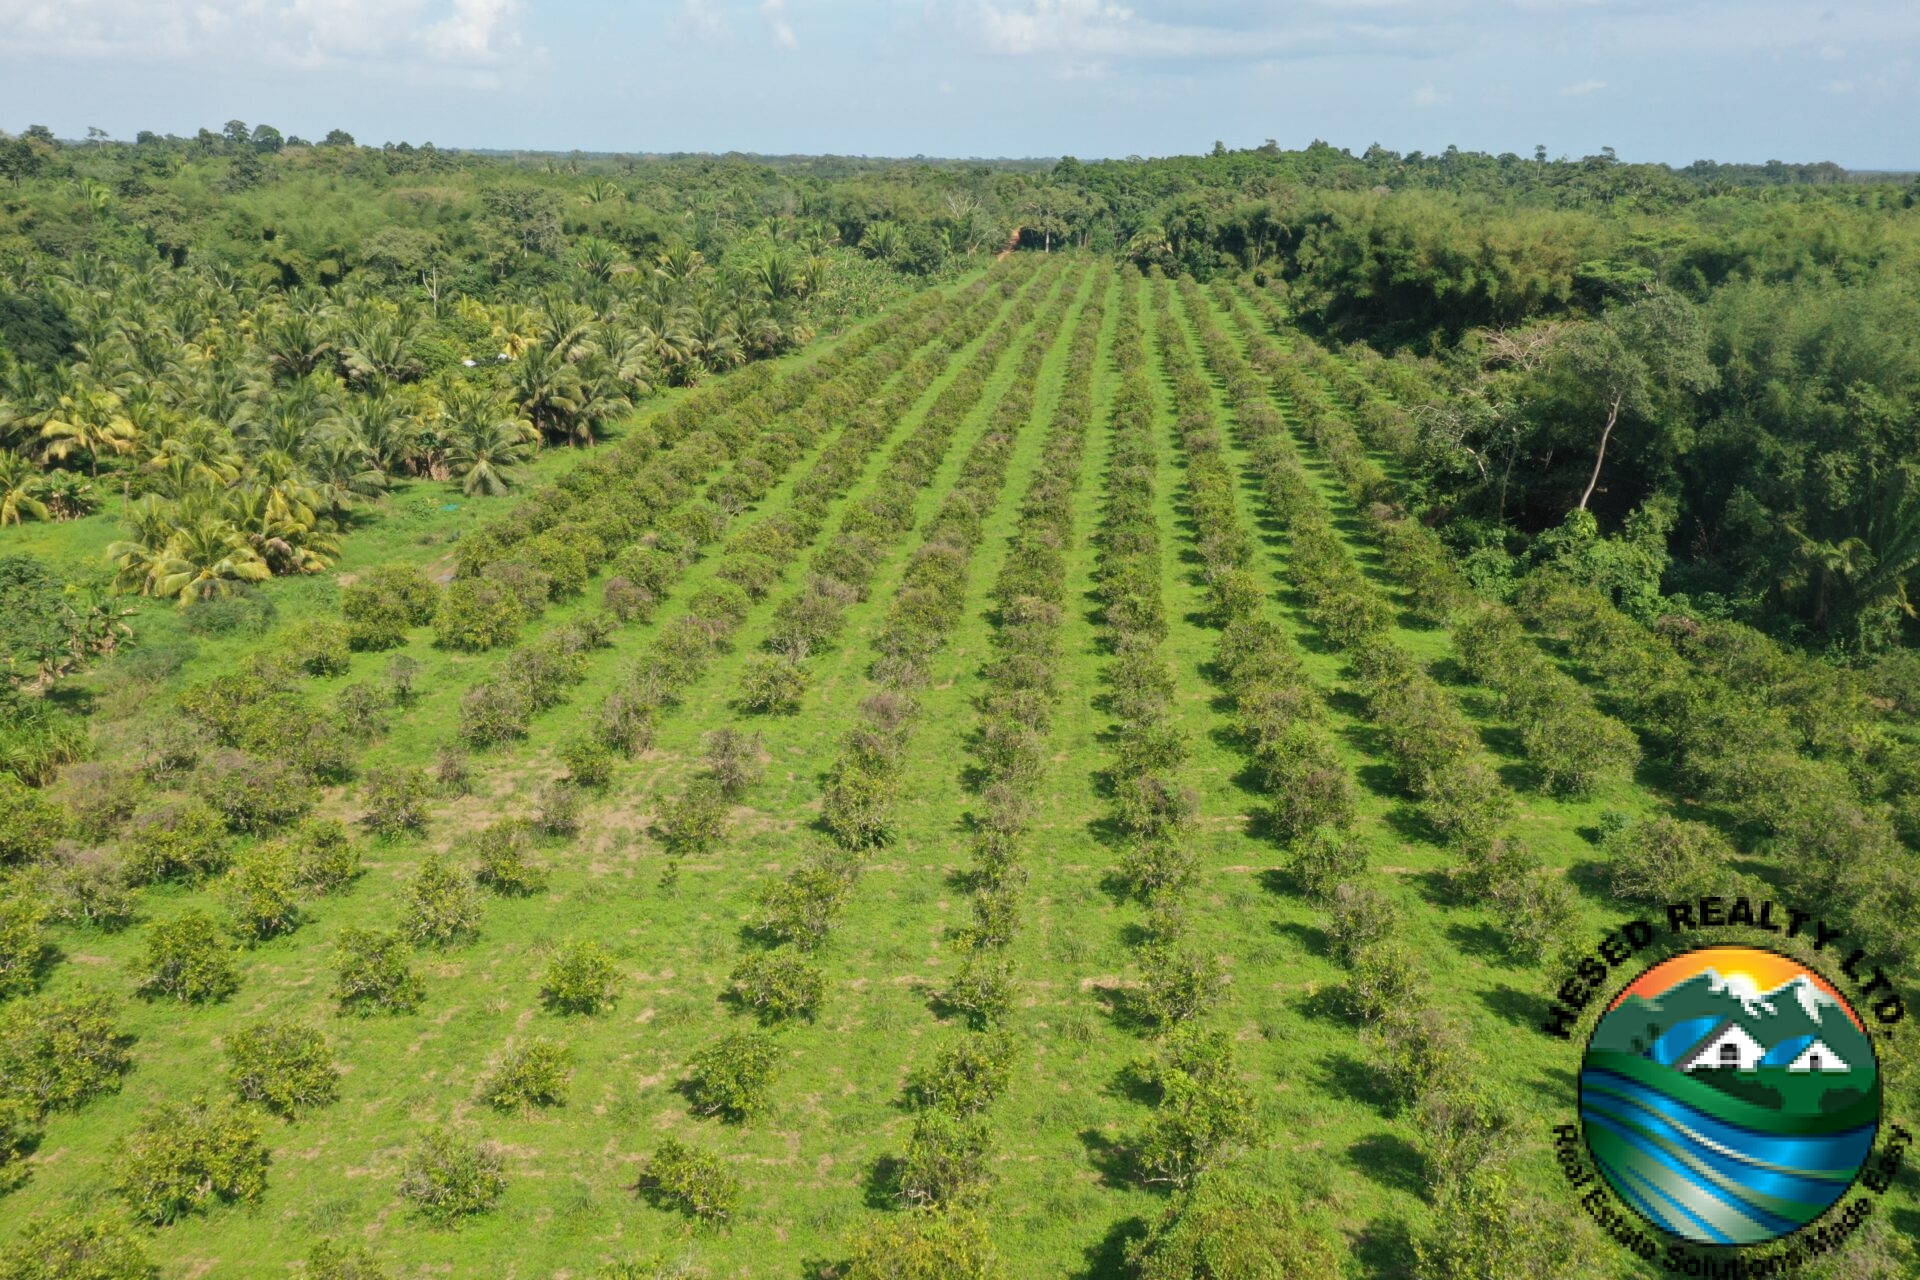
[1127,1172,1343,1280]
[0,1092,39,1194]
[434,579,527,652]
[540,939,619,1014]
[474,818,547,895]
[284,818,363,894]
[0,987,132,1114]
[727,949,825,1022]
[905,1031,1018,1116]
[342,564,440,651]
[898,1109,992,1208]
[224,1018,340,1117]
[1600,815,1732,904]
[137,910,239,1003]
[840,1208,999,1280]
[218,844,303,940]
[686,1029,781,1121]
[401,853,483,948]
[121,798,227,883]
[0,895,50,999]
[196,752,315,833]
[534,779,583,837]
[655,779,728,853]
[1286,826,1365,901]
[0,775,66,864]
[480,1038,572,1111]
[289,620,352,676]
[560,737,615,789]
[640,1138,738,1224]
[1131,1028,1259,1190]
[0,1210,155,1280]
[399,1124,507,1223]
[306,1239,392,1280]
[360,765,434,838]
[331,928,425,1016]
[1413,1164,1586,1280]
[114,1096,269,1224]
[738,654,809,714]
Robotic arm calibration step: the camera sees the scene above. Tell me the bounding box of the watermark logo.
[1580,944,1878,1244]
[1543,899,1910,1272]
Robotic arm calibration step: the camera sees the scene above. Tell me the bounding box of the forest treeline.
[5,125,1920,655]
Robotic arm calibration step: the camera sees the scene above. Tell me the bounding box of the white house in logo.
[1674,1018,1853,1074]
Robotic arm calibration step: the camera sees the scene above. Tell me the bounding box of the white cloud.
[1560,78,1607,94]
[1823,79,1855,93]
[761,0,797,48]
[1410,83,1450,107]
[969,0,1371,60]
[0,0,528,69]
[674,0,732,42]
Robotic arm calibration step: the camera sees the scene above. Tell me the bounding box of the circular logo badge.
[1579,945,1882,1246]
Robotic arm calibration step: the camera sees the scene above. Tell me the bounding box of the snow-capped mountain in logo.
[1700,969,1844,1024]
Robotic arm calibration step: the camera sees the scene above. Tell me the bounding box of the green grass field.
[3,258,1912,1279]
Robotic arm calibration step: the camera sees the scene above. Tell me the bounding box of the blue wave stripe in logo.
[1611,1160,1737,1244]
[1584,1106,1801,1240]
[1584,1069,1874,1175]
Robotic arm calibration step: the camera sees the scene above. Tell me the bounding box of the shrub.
[898,1108,991,1208]
[702,728,764,798]
[219,845,303,941]
[122,799,227,883]
[1346,941,1428,1024]
[434,579,525,652]
[686,1029,781,1121]
[1138,942,1227,1028]
[1324,881,1398,966]
[386,655,422,707]
[473,819,546,896]
[0,1092,38,1194]
[534,779,582,837]
[840,1208,999,1280]
[286,818,363,894]
[225,1018,340,1118]
[1490,870,1580,965]
[941,949,1014,1028]
[1133,1028,1258,1189]
[343,564,440,651]
[820,764,894,849]
[0,988,132,1114]
[399,1124,507,1223]
[738,654,808,714]
[1413,1165,1582,1280]
[306,1238,392,1280]
[640,1138,738,1224]
[1116,838,1198,905]
[0,1210,155,1280]
[656,779,728,854]
[1365,1006,1474,1107]
[541,939,619,1014]
[1601,816,1731,905]
[752,850,854,951]
[138,910,239,1004]
[40,849,137,933]
[55,763,142,843]
[905,1030,1016,1117]
[1287,826,1365,901]
[401,853,483,948]
[435,744,474,796]
[596,689,658,756]
[727,950,825,1022]
[480,1038,572,1111]
[331,928,425,1016]
[459,680,532,748]
[560,737,615,789]
[1413,1087,1520,1190]
[196,752,315,834]
[360,765,434,839]
[1,776,67,865]
[0,896,49,999]
[1126,1173,1343,1280]
[333,682,390,740]
[602,576,653,624]
[114,1096,268,1225]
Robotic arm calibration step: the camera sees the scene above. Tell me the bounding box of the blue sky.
[1,1,1914,167]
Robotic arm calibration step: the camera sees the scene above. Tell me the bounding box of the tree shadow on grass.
[1353,1215,1420,1279]
[1348,1132,1427,1197]
[1293,982,1352,1025]
[1444,920,1511,964]
[1318,1049,1395,1115]
[1271,918,1332,959]
[1077,1127,1136,1190]
[1091,983,1159,1036]
[1480,982,1552,1031]
[1073,1214,1151,1280]
[860,1155,904,1210]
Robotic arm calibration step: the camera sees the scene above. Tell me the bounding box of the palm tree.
[0,451,49,525]
[510,343,586,443]
[150,514,273,604]
[443,385,536,497]
[38,383,137,477]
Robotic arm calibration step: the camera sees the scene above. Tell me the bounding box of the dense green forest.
[7,127,1920,660]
